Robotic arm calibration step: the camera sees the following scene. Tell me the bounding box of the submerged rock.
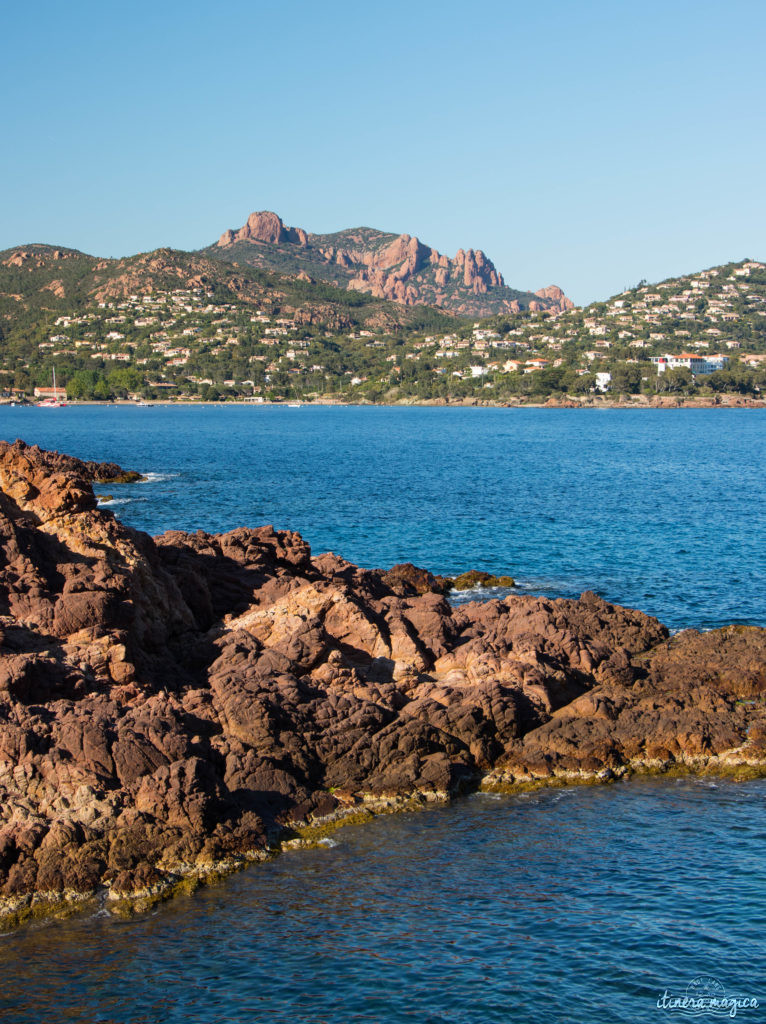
[450,570,516,590]
[0,440,764,926]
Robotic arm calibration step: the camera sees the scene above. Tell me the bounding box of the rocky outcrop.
[213,211,575,315]
[218,211,308,248]
[488,624,766,785]
[535,285,575,311]
[450,570,516,590]
[1,441,764,926]
[1,248,80,270]
[453,248,503,293]
[379,562,452,596]
[0,443,144,486]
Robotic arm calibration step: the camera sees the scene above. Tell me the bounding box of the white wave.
[140,472,180,483]
[97,498,131,507]
[450,584,517,604]
[317,837,339,848]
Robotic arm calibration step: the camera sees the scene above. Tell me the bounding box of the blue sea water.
[1,405,765,1023]
[1,780,764,1024]
[1,404,764,630]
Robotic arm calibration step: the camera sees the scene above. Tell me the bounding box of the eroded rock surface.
[214,210,574,315]
[1,440,764,923]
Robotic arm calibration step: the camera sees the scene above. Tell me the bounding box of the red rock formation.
[218,211,308,248]
[454,248,504,292]
[1,248,81,270]
[1,441,763,926]
[535,285,575,312]
[214,212,574,314]
[340,236,504,303]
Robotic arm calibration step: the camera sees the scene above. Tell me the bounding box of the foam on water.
[139,472,180,483]
[448,584,516,604]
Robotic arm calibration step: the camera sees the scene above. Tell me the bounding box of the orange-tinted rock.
[214,211,574,315]
[218,210,308,248]
[0,442,763,923]
[535,284,575,312]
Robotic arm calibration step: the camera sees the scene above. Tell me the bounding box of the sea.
[0,405,764,1023]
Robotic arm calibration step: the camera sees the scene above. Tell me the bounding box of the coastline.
[1,441,765,931]
[2,396,765,410]
[5,756,766,932]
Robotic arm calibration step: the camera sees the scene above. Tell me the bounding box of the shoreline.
[4,756,765,932]
[1,441,765,933]
[2,396,765,410]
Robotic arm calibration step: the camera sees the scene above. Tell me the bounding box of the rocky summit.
[0,440,764,927]
[210,210,574,316]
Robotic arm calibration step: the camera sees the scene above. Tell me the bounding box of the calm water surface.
[1,405,764,629]
[1,406,764,1022]
[1,780,764,1024]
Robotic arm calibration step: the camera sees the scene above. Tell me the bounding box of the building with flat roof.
[651,353,729,375]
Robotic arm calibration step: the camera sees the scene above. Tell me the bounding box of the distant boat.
[287,402,302,408]
[37,368,66,407]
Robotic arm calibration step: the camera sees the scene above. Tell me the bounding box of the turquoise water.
[1,405,764,630]
[1,406,765,1022]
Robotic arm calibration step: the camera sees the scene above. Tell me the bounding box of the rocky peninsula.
[1,440,764,928]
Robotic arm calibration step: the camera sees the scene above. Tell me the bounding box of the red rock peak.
[218,211,308,247]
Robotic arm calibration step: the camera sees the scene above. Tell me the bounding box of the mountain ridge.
[0,242,451,331]
[2,232,763,406]
[207,210,573,317]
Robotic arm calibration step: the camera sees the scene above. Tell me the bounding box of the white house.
[651,353,729,375]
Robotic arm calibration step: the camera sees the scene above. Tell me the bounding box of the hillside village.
[0,248,764,404]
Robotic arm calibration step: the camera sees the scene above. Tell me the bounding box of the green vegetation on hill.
[204,211,561,318]
[0,244,764,404]
[201,239,352,288]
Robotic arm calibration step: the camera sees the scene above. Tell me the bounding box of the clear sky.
[2,0,764,305]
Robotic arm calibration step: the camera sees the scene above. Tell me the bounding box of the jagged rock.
[214,211,575,315]
[535,284,575,311]
[379,563,452,597]
[218,211,308,248]
[0,441,764,926]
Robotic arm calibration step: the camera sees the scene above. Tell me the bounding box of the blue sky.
[1,0,764,304]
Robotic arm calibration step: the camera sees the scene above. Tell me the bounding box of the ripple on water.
[0,407,764,1021]
[1,779,765,1024]
[1,405,764,630]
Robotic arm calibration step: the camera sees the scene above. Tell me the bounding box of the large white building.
[651,353,730,375]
